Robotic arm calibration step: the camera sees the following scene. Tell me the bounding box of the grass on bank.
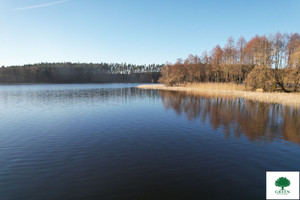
[137,83,300,107]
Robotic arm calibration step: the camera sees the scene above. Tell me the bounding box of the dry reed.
[137,83,300,107]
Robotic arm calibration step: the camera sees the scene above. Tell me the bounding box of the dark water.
[0,84,299,200]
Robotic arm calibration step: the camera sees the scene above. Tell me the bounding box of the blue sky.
[0,0,300,66]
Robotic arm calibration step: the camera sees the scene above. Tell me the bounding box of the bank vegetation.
[138,83,300,106]
[159,32,300,93]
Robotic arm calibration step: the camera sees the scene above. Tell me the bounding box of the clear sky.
[1,0,300,66]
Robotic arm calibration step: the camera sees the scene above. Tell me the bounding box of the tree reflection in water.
[159,90,300,145]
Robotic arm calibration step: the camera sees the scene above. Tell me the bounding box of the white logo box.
[266,171,299,200]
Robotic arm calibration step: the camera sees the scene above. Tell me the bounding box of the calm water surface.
[0,83,299,200]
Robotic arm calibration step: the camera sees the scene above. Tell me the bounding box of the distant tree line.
[0,62,163,83]
[159,32,300,92]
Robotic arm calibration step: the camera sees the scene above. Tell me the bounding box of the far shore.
[137,83,300,107]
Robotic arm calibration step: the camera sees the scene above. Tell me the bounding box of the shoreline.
[136,84,300,107]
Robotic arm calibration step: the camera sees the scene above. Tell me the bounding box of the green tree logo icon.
[275,177,290,190]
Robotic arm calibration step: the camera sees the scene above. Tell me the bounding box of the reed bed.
[137,83,300,107]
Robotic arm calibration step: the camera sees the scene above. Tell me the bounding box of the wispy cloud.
[13,0,69,11]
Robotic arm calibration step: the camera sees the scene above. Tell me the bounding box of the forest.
[159,32,300,92]
[0,62,163,83]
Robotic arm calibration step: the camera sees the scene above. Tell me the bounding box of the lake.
[0,83,299,200]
